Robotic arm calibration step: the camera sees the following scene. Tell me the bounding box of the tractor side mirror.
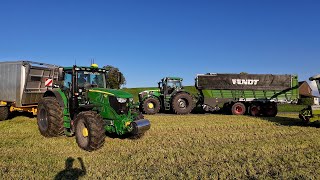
[158,82,161,89]
[58,67,64,81]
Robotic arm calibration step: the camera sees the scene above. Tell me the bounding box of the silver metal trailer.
[0,61,59,120]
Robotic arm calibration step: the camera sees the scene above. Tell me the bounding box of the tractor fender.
[171,91,192,100]
[43,89,68,109]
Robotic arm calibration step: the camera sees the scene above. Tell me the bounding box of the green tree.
[103,65,126,89]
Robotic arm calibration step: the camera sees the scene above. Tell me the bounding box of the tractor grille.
[109,96,129,114]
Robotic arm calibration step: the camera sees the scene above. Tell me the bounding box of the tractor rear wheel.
[231,102,246,115]
[142,97,161,114]
[172,93,194,114]
[0,106,9,121]
[75,111,106,151]
[37,97,64,137]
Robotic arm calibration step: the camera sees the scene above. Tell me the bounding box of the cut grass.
[0,114,319,179]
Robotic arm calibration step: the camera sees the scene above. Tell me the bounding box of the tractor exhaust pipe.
[131,119,151,135]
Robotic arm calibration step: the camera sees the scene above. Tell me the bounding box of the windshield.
[78,71,106,88]
[166,80,182,88]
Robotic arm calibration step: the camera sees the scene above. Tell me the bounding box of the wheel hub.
[148,102,154,109]
[178,99,187,109]
[82,128,89,137]
[236,106,242,113]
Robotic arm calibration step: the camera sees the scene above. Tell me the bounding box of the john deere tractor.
[37,64,150,151]
[299,75,320,123]
[139,77,194,114]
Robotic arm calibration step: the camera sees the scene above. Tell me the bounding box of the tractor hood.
[88,88,133,98]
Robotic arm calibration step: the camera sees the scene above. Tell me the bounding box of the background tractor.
[37,64,150,151]
[299,75,320,123]
[139,77,194,114]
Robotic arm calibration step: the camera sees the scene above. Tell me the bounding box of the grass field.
[0,114,319,179]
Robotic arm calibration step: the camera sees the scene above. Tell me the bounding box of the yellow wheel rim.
[82,128,89,137]
[148,103,154,109]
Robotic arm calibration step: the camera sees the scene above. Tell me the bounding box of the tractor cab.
[299,74,320,123]
[59,64,108,105]
[158,77,184,95]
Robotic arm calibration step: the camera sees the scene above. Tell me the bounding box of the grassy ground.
[0,114,319,179]
[278,104,308,112]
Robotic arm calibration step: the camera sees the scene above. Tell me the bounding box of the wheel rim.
[82,127,89,137]
[235,106,243,114]
[77,120,89,147]
[178,98,187,109]
[39,108,48,131]
[147,102,154,109]
[251,106,259,116]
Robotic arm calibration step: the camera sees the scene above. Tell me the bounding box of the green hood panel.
[89,88,133,98]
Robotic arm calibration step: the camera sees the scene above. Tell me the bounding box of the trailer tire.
[249,104,261,116]
[264,103,277,117]
[0,106,9,121]
[75,111,106,151]
[172,93,194,115]
[231,102,246,115]
[142,97,161,114]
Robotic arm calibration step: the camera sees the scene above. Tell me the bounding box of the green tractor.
[139,77,194,114]
[37,64,150,151]
[299,75,320,123]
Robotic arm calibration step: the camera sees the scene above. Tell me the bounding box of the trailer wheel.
[172,93,194,114]
[142,97,160,114]
[249,104,260,116]
[0,106,9,121]
[37,97,64,137]
[75,111,106,151]
[264,103,277,117]
[231,102,246,115]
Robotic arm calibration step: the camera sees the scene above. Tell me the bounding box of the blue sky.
[0,0,319,92]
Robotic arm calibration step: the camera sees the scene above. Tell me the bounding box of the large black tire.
[0,106,9,121]
[231,102,246,115]
[172,93,194,115]
[249,104,261,117]
[37,97,64,137]
[75,111,106,151]
[264,103,278,117]
[142,97,161,114]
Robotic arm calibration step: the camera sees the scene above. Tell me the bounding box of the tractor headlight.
[117,98,127,103]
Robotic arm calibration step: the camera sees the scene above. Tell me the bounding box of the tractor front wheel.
[75,111,106,151]
[172,93,194,114]
[0,106,9,121]
[142,97,161,114]
[37,97,64,137]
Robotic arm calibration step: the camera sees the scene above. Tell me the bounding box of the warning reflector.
[45,79,53,87]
